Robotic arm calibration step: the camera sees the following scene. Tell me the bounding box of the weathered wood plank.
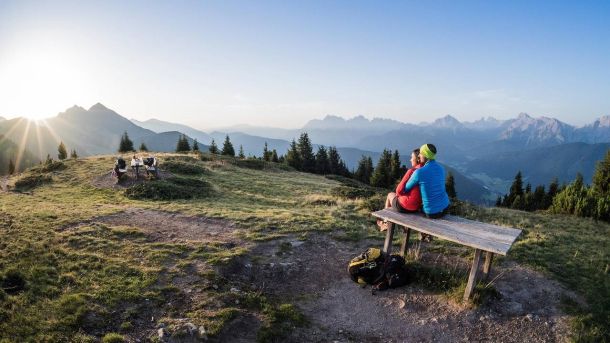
[400,227,411,257]
[464,249,483,301]
[383,222,395,254]
[482,251,494,281]
[371,209,521,255]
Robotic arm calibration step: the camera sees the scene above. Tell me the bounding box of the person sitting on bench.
[377,148,423,231]
[404,143,450,219]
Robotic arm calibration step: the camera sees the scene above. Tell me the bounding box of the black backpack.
[373,254,410,291]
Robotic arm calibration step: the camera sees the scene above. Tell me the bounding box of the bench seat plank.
[371,209,521,256]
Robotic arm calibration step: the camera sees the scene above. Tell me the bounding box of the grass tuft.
[124,177,213,200]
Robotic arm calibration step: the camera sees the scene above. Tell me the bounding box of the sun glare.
[0,46,91,120]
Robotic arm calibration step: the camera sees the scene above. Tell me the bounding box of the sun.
[0,46,91,120]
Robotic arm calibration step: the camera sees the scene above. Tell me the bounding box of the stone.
[158,328,165,338]
[185,322,197,335]
[290,240,305,247]
[198,326,208,340]
[525,314,533,321]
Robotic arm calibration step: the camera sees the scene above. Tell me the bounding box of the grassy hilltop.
[0,153,608,342]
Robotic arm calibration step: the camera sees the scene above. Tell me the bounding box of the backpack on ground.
[373,254,410,291]
[347,248,385,286]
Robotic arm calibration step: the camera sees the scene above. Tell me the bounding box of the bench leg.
[463,248,483,301]
[482,252,494,281]
[383,223,395,255]
[399,227,411,257]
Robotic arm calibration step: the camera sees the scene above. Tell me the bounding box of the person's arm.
[404,169,420,192]
[395,168,414,195]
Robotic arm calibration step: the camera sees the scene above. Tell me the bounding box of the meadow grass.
[0,153,607,342]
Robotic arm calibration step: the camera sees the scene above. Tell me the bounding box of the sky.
[0,0,609,129]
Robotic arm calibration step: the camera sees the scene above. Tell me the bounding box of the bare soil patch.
[220,233,577,343]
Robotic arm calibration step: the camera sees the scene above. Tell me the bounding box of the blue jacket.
[404,160,450,214]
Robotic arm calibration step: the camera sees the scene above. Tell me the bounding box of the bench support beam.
[399,227,411,257]
[464,248,483,301]
[482,251,494,281]
[382,223,395,254]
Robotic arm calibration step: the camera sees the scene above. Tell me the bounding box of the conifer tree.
[176,134,191,152]
[8,158,15,175]
[209,139,219,154]
[70,149,78,159]
[238,145,245,159]
[505,171,524,206]
[57,141,67,160]
[370,149,393,188]
[592,149,610,197]
[271,149,279,163]
[119,131,134,153]
[297,133,315,172]
[315,145,330,175]
[285,139,301,170]
[391,150,401,182]
[328,146,341,175]
[262,142,271,161]
[221,135,235,156]
[495,196,502,207]
[544,177,560,208]
[446,171,457,200]
[45,154,53,164]
[192,139,199,152]
[139,142,148,151]
[354,156,371,184]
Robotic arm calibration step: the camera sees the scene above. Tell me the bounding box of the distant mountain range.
[1,103,607,204]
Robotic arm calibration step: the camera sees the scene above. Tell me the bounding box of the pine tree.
[271,149,279,163]
[315,146,330,175]
[119,131,134,153]
[238,145,245,159]
[192,139,199,152]
[506,171,524,207]
[370,149,393,188]
[446,171,457,200]
[284,139,301,170]
[176,134,191,152]
[328,146,341,175]
[8,159,15,175]
[139,142,148,151]
[57,141,67,160]
[209,139,219,154]
[354,156,370,183]
[45,154,53,164]
[221,135,235,156]
[297,133,315,172]
[495,196,502,207]
[592,149,610,197]
[544,177,560,208]
[70,150,78,159]
[262,142,271,161]
[532,185,546,210]
[390,150,401,182]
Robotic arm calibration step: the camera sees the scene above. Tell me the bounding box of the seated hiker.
[143,155,158,176]
[377,148,423,231]
[404,143,450,219]
[131,154,142,178]
[113,157,128,180]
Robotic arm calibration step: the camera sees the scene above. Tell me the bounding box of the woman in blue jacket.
[403,143,450,218]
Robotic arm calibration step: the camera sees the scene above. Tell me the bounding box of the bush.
[360,193,386,211]
[1,269,27,294]
[331,186,376,199]
[325,174,367,188]
[124,177,213,200]
[101,333,125,343]
[32,161,66,173]
[160,160,208,175]
[14,174,52,190]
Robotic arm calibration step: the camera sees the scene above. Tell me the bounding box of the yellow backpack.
[347,248,385,285]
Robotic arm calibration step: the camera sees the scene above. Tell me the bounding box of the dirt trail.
[61,209,576,342]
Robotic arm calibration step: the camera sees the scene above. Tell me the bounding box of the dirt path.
[60,209,576,342]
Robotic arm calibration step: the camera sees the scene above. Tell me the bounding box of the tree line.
[496,149,610,221]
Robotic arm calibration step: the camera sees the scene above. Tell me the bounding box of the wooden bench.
[371,209,522,301]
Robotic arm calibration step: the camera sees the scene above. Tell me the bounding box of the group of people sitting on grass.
[113,154,158,180]
[376,143,450,232]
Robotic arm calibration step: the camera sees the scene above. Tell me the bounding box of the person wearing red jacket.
[377,148,423,230]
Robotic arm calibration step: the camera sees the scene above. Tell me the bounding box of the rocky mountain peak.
[89,103,109,111]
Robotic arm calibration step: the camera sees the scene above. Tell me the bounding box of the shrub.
[32,160,66,173]
[14,174,52,190]
[160,160,208,175]
[331,186,376,199]
[124,177,213,200]
[1,269,26,294]
[102,333,125,343]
